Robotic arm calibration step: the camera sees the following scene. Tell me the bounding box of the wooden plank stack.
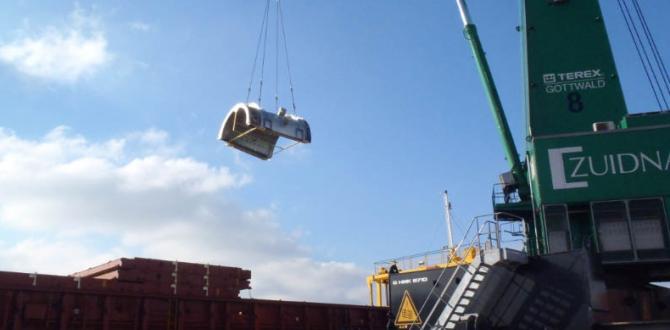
[72,257,251,299]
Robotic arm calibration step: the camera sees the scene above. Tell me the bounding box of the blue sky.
[0,1,669,304]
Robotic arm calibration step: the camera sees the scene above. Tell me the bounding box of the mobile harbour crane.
[369,0,670,329]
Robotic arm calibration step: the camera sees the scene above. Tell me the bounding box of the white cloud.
[0,7,111,83]
[0,127,368,304]
[128,21,151,32]
[0,239,126,275]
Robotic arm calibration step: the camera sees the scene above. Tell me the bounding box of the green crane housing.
[373,1,670,328]
[482,0,670,269]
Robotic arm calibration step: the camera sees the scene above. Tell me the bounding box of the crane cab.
[218,103,311,160]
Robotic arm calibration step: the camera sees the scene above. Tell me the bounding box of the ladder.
[411,215,528,330]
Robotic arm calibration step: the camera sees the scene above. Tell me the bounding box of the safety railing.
[372,246,472,277]
[473,213,527,251]
[373,213,526,276]
[492,183,521,206]
[405,212,526,329]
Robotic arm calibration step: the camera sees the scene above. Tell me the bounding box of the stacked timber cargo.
[72,257,251,298]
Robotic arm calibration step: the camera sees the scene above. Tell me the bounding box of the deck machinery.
[370,0,670,329]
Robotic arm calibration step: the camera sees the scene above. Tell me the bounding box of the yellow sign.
[394,290,422,328]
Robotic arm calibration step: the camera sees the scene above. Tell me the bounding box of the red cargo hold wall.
[0,289,388,330]
[0,269,389,330]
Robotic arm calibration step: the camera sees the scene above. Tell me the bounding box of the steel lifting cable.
[245,0,299,114]
[632,0,670,104]
[627,0,670,109]
[246,0,271,104]
[257,1,271,105]
[617,0,667,110]
[278,0,299,114]
[275,0,280,110]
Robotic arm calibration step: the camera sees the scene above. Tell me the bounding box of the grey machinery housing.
[218,103,311,160]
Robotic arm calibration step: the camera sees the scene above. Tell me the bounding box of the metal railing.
[404,212,526,330]
[373,213,527,276]
[373,247,470,276]
[473,213,527,251]
[492,183,521,206]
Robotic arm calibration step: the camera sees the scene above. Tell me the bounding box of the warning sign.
[394,290,422,328]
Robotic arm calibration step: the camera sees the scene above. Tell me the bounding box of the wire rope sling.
[218,0,311,160]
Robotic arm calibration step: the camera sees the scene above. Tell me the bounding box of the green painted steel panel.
[531,126,670,204]
[521,0,627,137]
[622,112,670,128]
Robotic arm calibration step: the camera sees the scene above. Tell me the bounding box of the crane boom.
[456,0,529,197]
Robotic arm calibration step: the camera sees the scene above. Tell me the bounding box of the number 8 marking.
[567,92,584,113]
